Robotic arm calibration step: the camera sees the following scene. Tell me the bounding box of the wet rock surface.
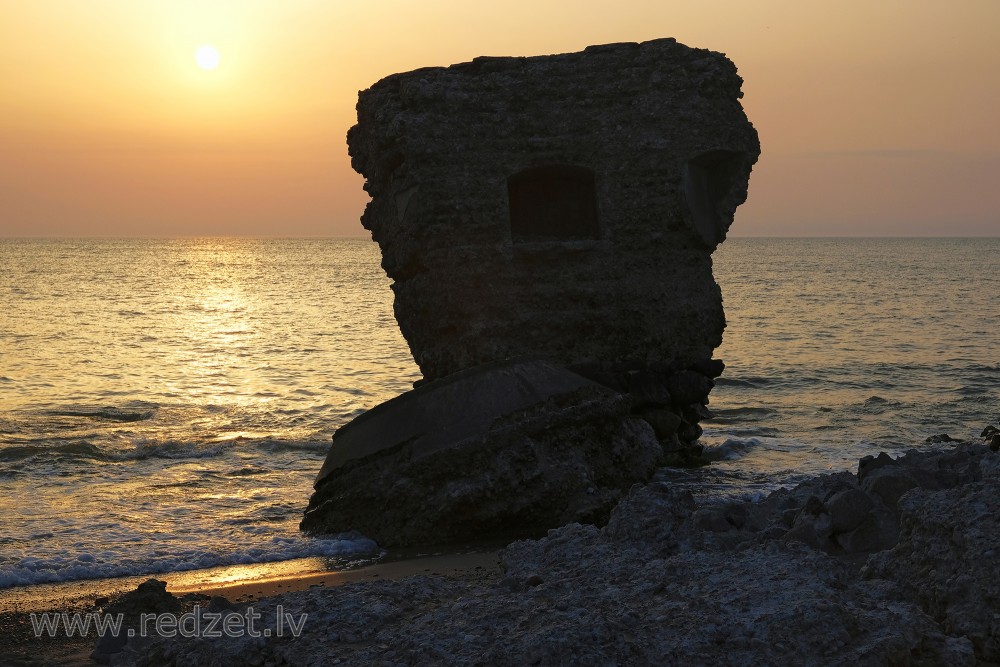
[129,443,998,666]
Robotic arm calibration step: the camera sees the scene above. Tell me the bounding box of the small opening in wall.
[508,165,600,242]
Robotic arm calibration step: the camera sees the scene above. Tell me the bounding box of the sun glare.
[195,45,220,70]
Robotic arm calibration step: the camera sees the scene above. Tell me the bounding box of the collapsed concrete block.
[302,360,662,546]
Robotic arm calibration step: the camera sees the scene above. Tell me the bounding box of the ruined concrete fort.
[303,38,760,546]
[348,37,759,381]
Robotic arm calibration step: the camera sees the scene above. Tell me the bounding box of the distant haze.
[1,1,998,237]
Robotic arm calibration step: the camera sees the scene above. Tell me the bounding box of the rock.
[132,444,1000,667]
[665,370,714,406]
[834,505,898,554]
[303,360,663,546]
[601,484,698,551]
[626,371,672,407]
[639,407,682,440]
[92,632,129,665]
[827,488,874,535]
[693,508,735,533]
[690,358,726,379]
[860,466,919,510]
[858,445,986,510]
[857,452,897,482]
[658,432,685,452]
[684,402,715,421]
[777,482,901,558]
[865,454,1000,662]
[661,443,709,468]
[207,595,237,612]
[106,579,181,617]
[678,421,704,443]
[91,579,182,664]
[348,38,759,383]
[782,521,831,553]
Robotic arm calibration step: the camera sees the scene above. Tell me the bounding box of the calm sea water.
[0,237,997,589]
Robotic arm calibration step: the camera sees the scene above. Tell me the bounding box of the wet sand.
[173,549,501,602]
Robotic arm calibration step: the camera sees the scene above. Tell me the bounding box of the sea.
[1,237,997,593]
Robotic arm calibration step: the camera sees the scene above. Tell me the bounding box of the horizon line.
[2,234,998,241]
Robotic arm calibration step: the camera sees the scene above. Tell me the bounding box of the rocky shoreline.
[103,435,999,666]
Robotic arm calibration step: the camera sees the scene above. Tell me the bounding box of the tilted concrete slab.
[315,359,599,485]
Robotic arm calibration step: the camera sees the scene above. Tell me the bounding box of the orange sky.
[1,0,998,237]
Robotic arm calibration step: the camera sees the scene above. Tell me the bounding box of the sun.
[195,45,220,70]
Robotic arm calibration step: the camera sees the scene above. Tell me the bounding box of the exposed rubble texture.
[126,443,998,666]
[348,37,760,383]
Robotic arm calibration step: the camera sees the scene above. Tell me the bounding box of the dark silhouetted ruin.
[346,37,759,382]
[303,38,759,546]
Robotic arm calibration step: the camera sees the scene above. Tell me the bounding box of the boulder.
[638,407,683,440]
[91,579,182,664]
[827,488,875,535]
[665,370,714,406]
[833,504,898,554]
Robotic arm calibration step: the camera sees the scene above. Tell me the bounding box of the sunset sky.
[1,0,997,237]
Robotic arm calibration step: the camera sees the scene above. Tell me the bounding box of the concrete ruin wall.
[348,37,760,382]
